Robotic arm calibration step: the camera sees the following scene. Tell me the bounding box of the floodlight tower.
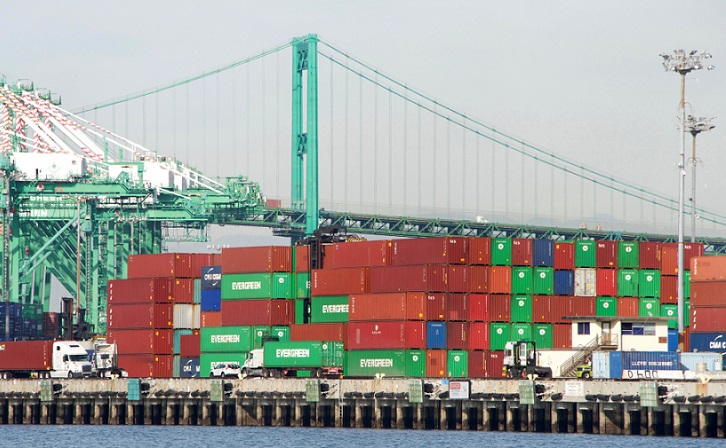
[685,115,715,242]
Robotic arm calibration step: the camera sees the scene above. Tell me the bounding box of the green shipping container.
[263,341,322,368]
[490,323,511,350]
[295,299,310,324]
[685,299,691,327]
[491,237,512,266]
[320,341,345,367]
[511,323,532,341]
[221,272,294,299]
[596,296,617,317]
[685,271,691,298]
[618,269,639,297]
[405,350,426,377]
[447,350,468,378]
[271,326,290,342]
[638,269,661,298]
[661,304,678,330]
[310,296,349,323]
[533,267,554,295]
[200,353,247,378]
[533,323,553,349]
[200,326,253,353]
[510,295,533,323]
[295,272,311,299]
[345,350,406,377]
[511,267,533,295]
[173,355,181,378]
[639,298,660,318]
[252,326,271,349]
[618,241,639,268]
[575,240,596,268]
[22,303,43,319]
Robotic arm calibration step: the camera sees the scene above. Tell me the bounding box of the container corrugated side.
[592,351,610,378]
[445,294,469,321]
[596,241,618,268]
[532,239,554,267]
[679,352,723,371]
[574,268,596,297]
[688,332,726,365]
[313,267,369,296]
[325,240,391,268]
[200,326,253,353]
[426,349,447,377]
[692,307,726,332]
[173,304,200,329]
[618,241,639,268]
[511,267,533,295]
[262,341,324,368]
[574,240,596,268]
[533,267,553,295]
[107,278,173,304]
[447,350,468,377]
[221,246,292,274]
[220,299,294,326]
[638,269,661,298]
[118,354,173,378]
[446,322,468,349]
[468,322,489,350]
[549,296,572,323]
[487,266,511,294]
[108,303,173,330]
[310,296,349,323]
[553,323,571,349]
[426,321,447,349]
[370,265,447,294]
[171,278,195,304]
[345,350,405,377]
[405,350,426,377]
[661,276,677,305]
[179,334,201,358]
[621,351,679,371]
[221,273,294,300]
[107,329,174,355]
[596,269,617,297]
[349,293,405,322]
[510,295,532,323]
[618,269,639,297]
[491,238,512,266]
[468,238,491,265]
[638,242,662,270]
[554,242,574,270]
[289,323,346,342]
[511,238,533,266]
[391,237,468,266]
[127,253,193,279]
[200,289,221,312]
[554,270,574,296]
[0,340,52,370]
[690,281,726,307]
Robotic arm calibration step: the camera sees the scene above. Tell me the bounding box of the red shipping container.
[447,322,469,349]
[691,282,726,307]
[684,327,691,352]
[426,293,447,321]
[108,303,173,329]
[221,246,292,274]
[468,350,488,378]
[445,294,469,321]
[596,241,618,268]
[294,245,310,273]
[554,242,575,270]
[685,243,704,272]
[596,269,617,297]
[426,349,447,377]
[549,296,573,323]
[107,329,174,355]
[391,237,468,266]
[691,256,726,282]
[487,266,511,294]
[220,299,293,326]
[661,275,678,304]
[468,238,491,266]
[553,323,572,349]
[118,354,173,378]
[489,294,512,322]
[663,243,705,275]
[324,240,391,269]
[0,340,52,370]
[639,242,662,270]
[171,278,195,304]
[127,253,193,279]
[370,265,447,293]
[533,295,550,323]
[467,294,489,322]
[405,292,427,321]
[469,266,488,293]
[511,238,533,266]
[347,321,425,349]
[447,266,470,293]
[211,253,223,266]
[349,293,407,321]
[190,253,214,279]
[290,323,346,342]
[572,297,595,317]
[179,334,201,358]
[468,322,489,350]
[692,307,726,332]
[200,311,221,328]
[487,351,505,378]
[617,297,640,317]
[312,267,369,296]
[108,278,172,304]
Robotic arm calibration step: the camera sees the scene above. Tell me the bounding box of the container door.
[602,322,612,345]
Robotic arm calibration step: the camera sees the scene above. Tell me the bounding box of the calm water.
[1,426,719,448]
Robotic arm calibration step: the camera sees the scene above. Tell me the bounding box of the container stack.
[107,253,213,377]
[689,256,726,358]
[0,303,22,340]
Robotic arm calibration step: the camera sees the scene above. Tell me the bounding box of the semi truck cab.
[52,342,94,378]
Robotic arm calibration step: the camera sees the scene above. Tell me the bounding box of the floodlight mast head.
[686,115,716,136]
[660,50,714,75]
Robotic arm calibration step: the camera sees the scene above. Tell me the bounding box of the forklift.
[503,340,553,378]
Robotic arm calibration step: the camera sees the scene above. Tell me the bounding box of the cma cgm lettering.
[276,349,310,358]
[210,335,240,344]
[203,273,222,282]
[322,304,349,313]
[232,281,262,291]
[360,358,394,368]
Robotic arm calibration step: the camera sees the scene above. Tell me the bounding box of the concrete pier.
[0,377,724,438]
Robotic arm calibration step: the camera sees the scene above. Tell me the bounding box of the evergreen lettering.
[231,281,262,290]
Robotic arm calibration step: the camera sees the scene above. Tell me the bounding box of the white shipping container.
[173,304,200,329]
[574,268,597,297]
[592,351,610,379]
[680,352,723,371]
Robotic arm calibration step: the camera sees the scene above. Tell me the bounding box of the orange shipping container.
[200,311,222,328]
[617,297,640,317]
[426,349,447,377]
[468,238,491,265]
[690,281,726,307]
[487,266,511,294]
[312,267,369,296]
[221,246,292,274]
[661,275,678,304]
[691,256,726,282]
[324,240,391,269]
[469,266,488,293]
[468,322,490,350]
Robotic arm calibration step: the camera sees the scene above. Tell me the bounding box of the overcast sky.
[3,1,726,245]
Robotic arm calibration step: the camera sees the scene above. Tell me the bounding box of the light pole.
[659,50,714,345]
[686,115,715,242]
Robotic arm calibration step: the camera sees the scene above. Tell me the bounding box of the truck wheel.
[262,368,269,378]
[582,372,591,379]
[314,368,323,378]
[241,368,248,378]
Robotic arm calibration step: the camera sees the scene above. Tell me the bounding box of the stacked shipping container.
[689,256,726,359]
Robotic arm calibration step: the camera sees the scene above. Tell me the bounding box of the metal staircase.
[560,334,619,378]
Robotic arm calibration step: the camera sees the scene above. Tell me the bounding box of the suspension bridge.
[1,34,724,333]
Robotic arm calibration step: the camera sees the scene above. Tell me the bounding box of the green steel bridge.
[1,34,725,334]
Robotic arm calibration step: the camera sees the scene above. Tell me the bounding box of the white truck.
[0,340,94,379]
[79,338,128,378]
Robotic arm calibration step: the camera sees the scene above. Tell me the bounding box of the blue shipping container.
[200,289,222,312]
[180,357,201,378]
[426,321,447,349]
[668,329,678,352]
[679,352,723,371]
[554,270,574,296]
[609,351,623,379]
[621,351,679,371]
[533,239,554,267]
[201,266,222,290]
[688,332,726,367]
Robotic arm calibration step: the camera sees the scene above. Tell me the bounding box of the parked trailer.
[0,340,93,379]
[242,340,343,378]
